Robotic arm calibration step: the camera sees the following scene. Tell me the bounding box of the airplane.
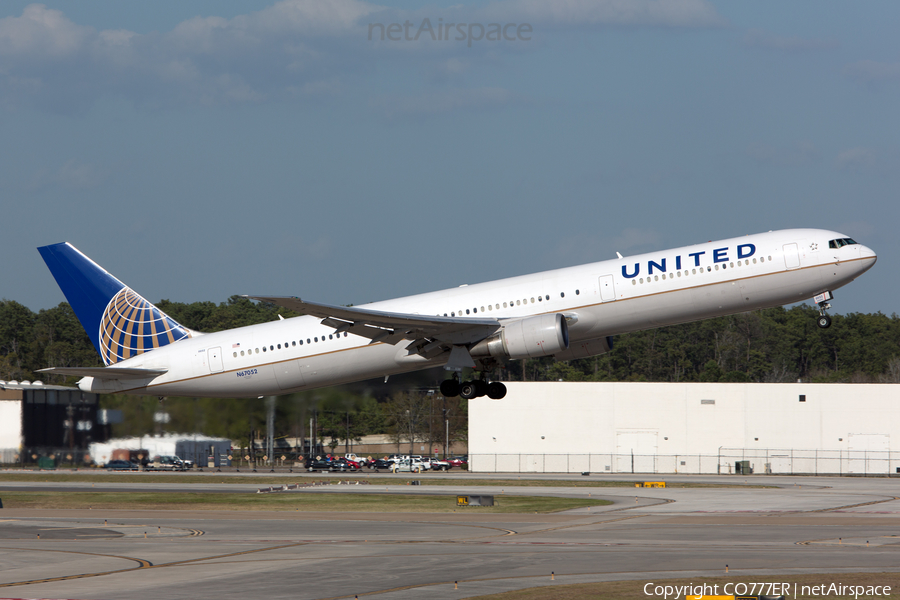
[37,228,876,400]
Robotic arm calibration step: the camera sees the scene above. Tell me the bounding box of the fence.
[471,448,900,475]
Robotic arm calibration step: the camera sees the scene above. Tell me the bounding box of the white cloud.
[0,0,726,112]
[843,60,900,85]
[742,29,839,52]
[373,86,516,117]
[746,141,820,167]
[56,159,106,189]
[0,4,92,59]
[610,228,662,252]
[835,147,876,170]
[483,0,725,28]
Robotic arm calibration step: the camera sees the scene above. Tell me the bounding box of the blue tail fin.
[38,242,191,366]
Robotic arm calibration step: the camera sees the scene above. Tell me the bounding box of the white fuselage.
[79,229,876,397]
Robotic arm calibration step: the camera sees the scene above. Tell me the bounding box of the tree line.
[2,296,898,447]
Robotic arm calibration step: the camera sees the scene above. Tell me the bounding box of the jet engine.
[553,336,614,361]
[470,313,569,359]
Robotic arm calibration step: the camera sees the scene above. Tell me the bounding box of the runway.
[0,473,898,599]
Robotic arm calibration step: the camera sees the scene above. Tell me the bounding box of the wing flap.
[37,367,168,380]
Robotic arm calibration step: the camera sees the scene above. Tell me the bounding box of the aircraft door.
[783,243,801,270]
[208,347,223,373]
[598,274,616,302]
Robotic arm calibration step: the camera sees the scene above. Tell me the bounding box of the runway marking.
[0,541,316,588]
[0,547,152,588]
[802,496,900,514]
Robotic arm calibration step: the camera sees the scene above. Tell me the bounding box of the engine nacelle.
[553,336,614,361]
[470,313,569,360]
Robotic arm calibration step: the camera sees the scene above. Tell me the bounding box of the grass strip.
[0,490,611,513]
[0,473,773,489]
[470,572,900,600]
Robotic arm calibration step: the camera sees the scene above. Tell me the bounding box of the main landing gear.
[815,290,834,329]
[440,374,507,400]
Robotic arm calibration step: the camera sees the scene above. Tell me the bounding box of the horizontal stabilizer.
[37,366,168,380]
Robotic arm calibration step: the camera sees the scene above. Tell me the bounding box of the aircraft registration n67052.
[37,228,876,400]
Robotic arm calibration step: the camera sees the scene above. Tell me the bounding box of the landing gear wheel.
[817,315,832,329]
[440,379,460,397]
[487,381,507,399]
[474,379,488,397]
[459,381,479,399]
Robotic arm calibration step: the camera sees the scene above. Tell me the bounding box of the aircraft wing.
[247,295,501,346]
[37,367,168,380]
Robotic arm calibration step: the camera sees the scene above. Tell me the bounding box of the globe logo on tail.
[99,287,190,365]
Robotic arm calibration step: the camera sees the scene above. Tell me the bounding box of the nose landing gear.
[815,290,834,329]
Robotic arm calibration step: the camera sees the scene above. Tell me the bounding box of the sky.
[1,0,898,317]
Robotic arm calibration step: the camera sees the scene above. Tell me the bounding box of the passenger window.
[662,274,666,280]
[307,339,311,344]
[730,262,734,268]
[560,292,565,298]
[233,352,237,358]
[516,300,521,306]
[270,345,274,351]
[481,306,485,311]
[530,298,535,303]
[263,347,267,352]
[277,344,281,349]
[575,290,580,295]
[545,295,549,301]
[538,296,542,302]
[632,280,637,285]
[677,271,681,277]
[654,275,659,281]
[466,309,470,314]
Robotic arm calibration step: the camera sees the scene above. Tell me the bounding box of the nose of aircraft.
[859,244,877,261]
[857,244,877,273]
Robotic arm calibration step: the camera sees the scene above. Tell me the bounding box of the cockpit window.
[828,238,858,249]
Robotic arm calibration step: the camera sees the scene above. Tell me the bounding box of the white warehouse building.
[468,382,900,475]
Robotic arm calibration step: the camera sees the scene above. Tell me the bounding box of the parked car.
[105,459,139,471]
[368,458,394,471]
[430,459,451,471]
[146,455,187,471]
[332,458,361,471]
[306,457,334,472]
[391,458,424,473]
[447,456,468,468]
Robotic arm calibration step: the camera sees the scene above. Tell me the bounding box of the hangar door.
[615,430,658,473]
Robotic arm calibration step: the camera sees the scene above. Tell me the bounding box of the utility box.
[735,460,751,475]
